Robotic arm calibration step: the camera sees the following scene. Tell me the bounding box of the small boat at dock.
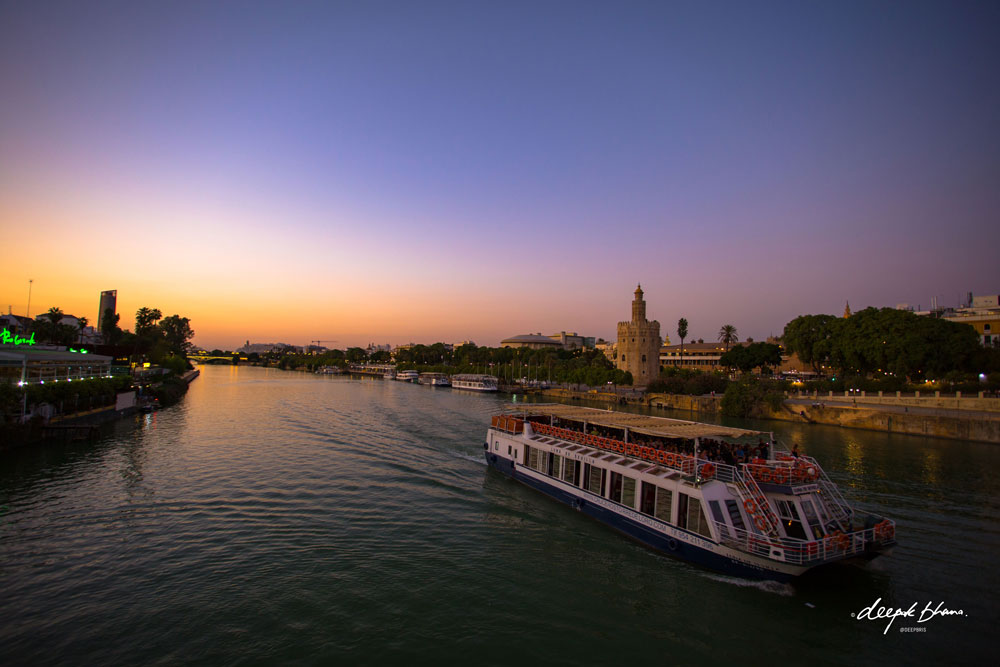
[452,374,498,392]
[418,372,451,386]
[395,370,419,383]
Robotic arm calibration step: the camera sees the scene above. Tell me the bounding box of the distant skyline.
[2,1,997,350]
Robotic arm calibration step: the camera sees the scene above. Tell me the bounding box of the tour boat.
[383,369,397,380]
[451,374,498,392]
[418,372,451,386]
[484,404,895,582]
[395,370,420,383]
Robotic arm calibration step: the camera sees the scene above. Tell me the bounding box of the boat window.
[622,476,636,508]
[562,459,577,484]
[724,499,745,531]
[550,454,561,478]
[800,499,824,539]
[677,493,689,529]
[640,482,656,515]
[654,487,673,523]
[776,499,808,540]
[494,442,499,451]
[610,472,623,503]
[687,499,712,538]
[508,445,512,456]
[586,465,603,495]
[528,447,539,470]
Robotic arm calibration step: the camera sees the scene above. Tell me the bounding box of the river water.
[1,365,996,665]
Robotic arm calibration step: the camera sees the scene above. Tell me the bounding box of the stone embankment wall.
[782,403,1000,443]
[791,391,1000,411]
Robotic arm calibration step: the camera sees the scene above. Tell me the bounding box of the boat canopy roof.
[501,403,766,441]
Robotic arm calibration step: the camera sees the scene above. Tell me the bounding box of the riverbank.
[0,369,201,450]
[540,387,1000,444]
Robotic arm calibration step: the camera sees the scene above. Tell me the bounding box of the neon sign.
[1,328,36,346]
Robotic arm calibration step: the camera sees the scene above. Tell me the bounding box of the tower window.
[642,355,646,362]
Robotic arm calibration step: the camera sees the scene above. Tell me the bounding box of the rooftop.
[500,404,765,440]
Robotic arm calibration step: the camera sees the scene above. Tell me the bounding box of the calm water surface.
[1,365,997,665]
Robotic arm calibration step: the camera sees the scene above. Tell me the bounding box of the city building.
[941,294,1000,346]
[236,342,303,354]
[615,285,661,387]
[97,290,117,332]
[914,292,1000,347]
[543,332,597,350]
[500,333,564,350]
[659,341,727,370]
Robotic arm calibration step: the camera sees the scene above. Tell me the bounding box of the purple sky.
[1,1,997,349]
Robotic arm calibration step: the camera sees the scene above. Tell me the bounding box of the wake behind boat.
[484,404,895,582]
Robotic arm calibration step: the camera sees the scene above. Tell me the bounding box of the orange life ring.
[701,463,716,479]
[744,498,758,514]
[754,515,768,532]
[774,468,789,485]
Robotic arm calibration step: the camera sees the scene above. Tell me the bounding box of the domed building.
[500,333,564,350]
[615,285,662,387]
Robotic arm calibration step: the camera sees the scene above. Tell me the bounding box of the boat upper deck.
[500,403,765,441]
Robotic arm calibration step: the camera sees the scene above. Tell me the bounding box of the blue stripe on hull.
[487,455,795,583]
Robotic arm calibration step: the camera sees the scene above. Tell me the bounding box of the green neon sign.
[2,328,36,346]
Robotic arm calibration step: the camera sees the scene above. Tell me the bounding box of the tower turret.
[632,284,646,323]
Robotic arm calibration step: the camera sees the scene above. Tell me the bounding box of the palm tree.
[76,316,88,344]
[677,318,688,367]
[718,324,739,352]
[45,306,64,326]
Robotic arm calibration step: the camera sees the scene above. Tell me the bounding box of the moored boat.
[418,372,451,386]
[484,404,895,581]
[452,374,498,392]
[395,370,420,383]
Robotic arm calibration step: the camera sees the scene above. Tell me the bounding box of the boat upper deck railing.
[711,512,895,565]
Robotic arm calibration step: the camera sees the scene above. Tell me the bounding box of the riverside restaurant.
[0,347,113,386]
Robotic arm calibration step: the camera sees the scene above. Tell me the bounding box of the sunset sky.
[2,1,997,350]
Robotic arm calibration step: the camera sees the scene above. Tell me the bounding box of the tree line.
[782,307,994,382]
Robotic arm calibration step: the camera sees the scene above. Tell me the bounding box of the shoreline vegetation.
[0,305,199,450]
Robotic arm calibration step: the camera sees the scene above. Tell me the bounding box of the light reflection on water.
[0,365,996,665]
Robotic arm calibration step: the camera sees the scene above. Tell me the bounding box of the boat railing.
[711,513,896,565]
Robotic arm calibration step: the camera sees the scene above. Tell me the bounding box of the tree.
[720,342,782,375]
[158,315,195,357]
[45,306,64,326]
[346,347,368,363]
[101,308,123,345]
[782,314,840,373]
[718,324,738,351]
[135,307,163,336]
[676,318,688,367]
